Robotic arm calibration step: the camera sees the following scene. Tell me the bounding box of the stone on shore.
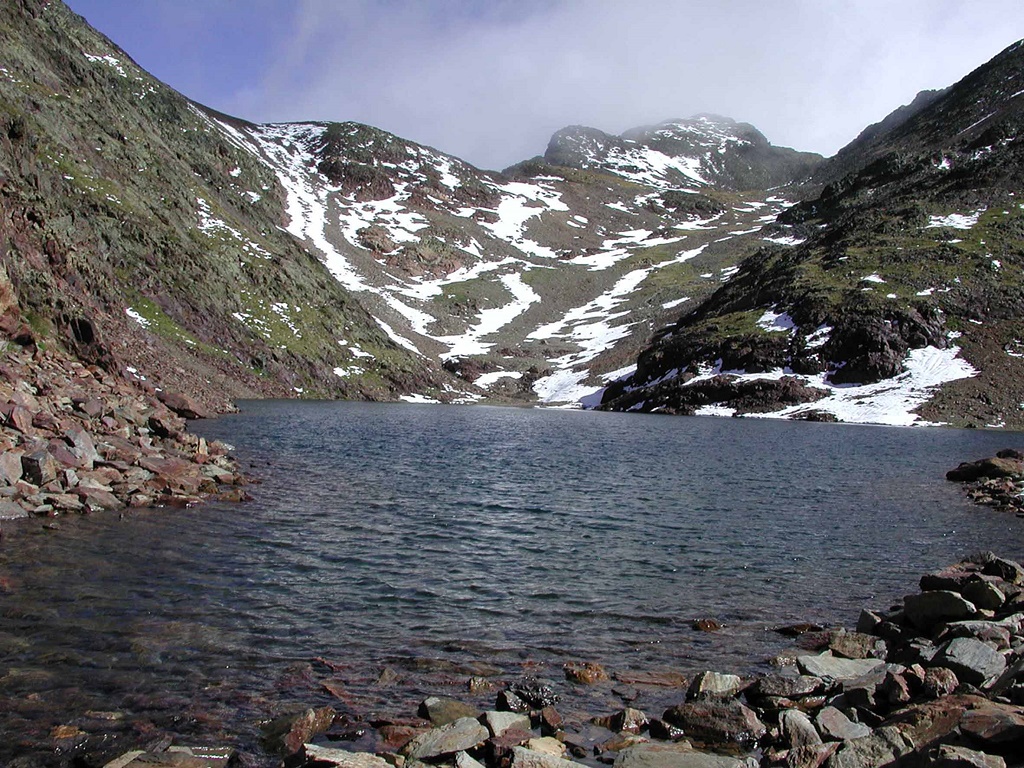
[612,742,754,768]
[933,637,1007,686]
[419,696,479,726]
[902,590,977,631]
[780,709,822,749]
[510,746,585,768]
[795,652,884,681]
[686,671,743,700]
[813,706,872,742]
[485,710,531,738]
[929,744,1006,767]
[662,699,765,747]
[403,717,488,760]
[300,745,391,768]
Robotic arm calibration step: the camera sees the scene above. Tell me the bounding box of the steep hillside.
[0,0,450,409]
[601,39,1024,428]
[0,0,825,412]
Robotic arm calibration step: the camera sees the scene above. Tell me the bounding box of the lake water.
[1,402,1023,763]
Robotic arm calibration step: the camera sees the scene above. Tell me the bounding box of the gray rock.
[780,709,822,749]
[687,671,742,700]
[403,717,488,760]
[485,710,531,737]
[301,745,391,768]
[456,751,489,768]
[814,707,871,742]
[823,725,914,768]
[511,746,586,768]
[612,742,755,768]
[796,652,884,682]
[0,500,28,519]
[0,451,23,486]
[662,699,765,747]
[828,631,886,660]
[65,426,100,469]
[962,580,1006,610]
[937,620,1012,650]
[752,674,823,699]
[786,743,839,768]
[418,696,479,726]
[934,637,1007,686]
[930,744,1006,767]
[21,449,59,486]
[904,590,977,631]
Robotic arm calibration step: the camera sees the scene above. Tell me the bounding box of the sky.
[64,0,1024,171]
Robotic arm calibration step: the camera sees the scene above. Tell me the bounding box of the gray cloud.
[224,0,1024,171]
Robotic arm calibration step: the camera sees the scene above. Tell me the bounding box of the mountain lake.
[1,401,1023,760]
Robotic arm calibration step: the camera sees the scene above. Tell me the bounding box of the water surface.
[1,402,1022,762]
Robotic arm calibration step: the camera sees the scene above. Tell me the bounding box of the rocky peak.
[543,115,821,191]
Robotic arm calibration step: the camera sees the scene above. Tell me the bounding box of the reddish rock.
[8,405,34,434]
[662,699,766,747]
[158,391,210,420]
[564,661,609,684]
[21,449,59,486]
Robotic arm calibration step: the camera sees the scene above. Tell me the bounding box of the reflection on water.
[1,402,1022,763]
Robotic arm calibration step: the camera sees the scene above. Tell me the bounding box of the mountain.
[600,39,1024,428]
[541,115,821,191]
[0,0,823,413]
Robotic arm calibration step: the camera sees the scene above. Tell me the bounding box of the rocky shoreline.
[0,343,249,527]
[88,552,1024,768]
[946,451,1024,517]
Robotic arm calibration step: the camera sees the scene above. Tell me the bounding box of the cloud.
[217,0,1024,170]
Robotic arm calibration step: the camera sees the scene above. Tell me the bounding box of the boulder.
[933,637,1006,686]
[827,631,886,660]
[937,620,1012,650]
[780,709,822,749]
[662,699,765,747]
[527,737,566,757]
[796,652,884,682]
[300,745,391,768]
[157,391,210,420]
[260,707,336,756]
[0,500,28,519]
[946,457,1024,481]
[687,671,743,700]
[484,710,531,738]
[929,744,1007,767]
[612,742,754,768]
[961,580,1006,611]
[403,717,488,760]
[822,725,914,767]
[959,697,1024,745]
[510,746,585,768]
[507,677,559,708]
[21,449,59,486]
[751,674,823,700]
[418,696,478,726]
[903,590,976,631]
[457,751,489,768]
[603,708,649,735]
[813,707,871,742]
[564,661,609,684]
[0,451,24,485]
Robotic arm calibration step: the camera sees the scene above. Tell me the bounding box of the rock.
[662,699,765,747]
[510,746,584,768]
[0,451,24,485]
[497,690,531,713]
[961,580,1006,610]
[903,590,977,631]
[774,623,826,637]
[538,705,563,737]
[972,552,1024,585]
[8,405,34,434]
[403,717,488,760]
[686,671,743,700]
[457,751,489,768]
[751,674,823,700]
[377,724,423,753]
[796,652,884,682]
[527,737,566,757]
[0,500,28,519]
[508,677,559,708]
[786,743,839,768]
[601,708,649,735]
[692,618,722,632]
[946,457,1024,481]
[958,697,1024,745]
[157,391,210,420]
[564,661,609,684]
[75,486,124,510]
[780,709,822,749]
[827,631,886,660]
[418,696,478,726]
[65,426,100,468]
[937,620,1012,650]
[813,707,872,742]
[929,744,1007,767]
[822,725,913,768]
[301,745,392,768]
[21,449,59,486]
[922,667,960,698]
[102,746,235,768]
[933,637,1007,686]
[484,710,531,738]
[612,742,753,768]
[261,706,336,756]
